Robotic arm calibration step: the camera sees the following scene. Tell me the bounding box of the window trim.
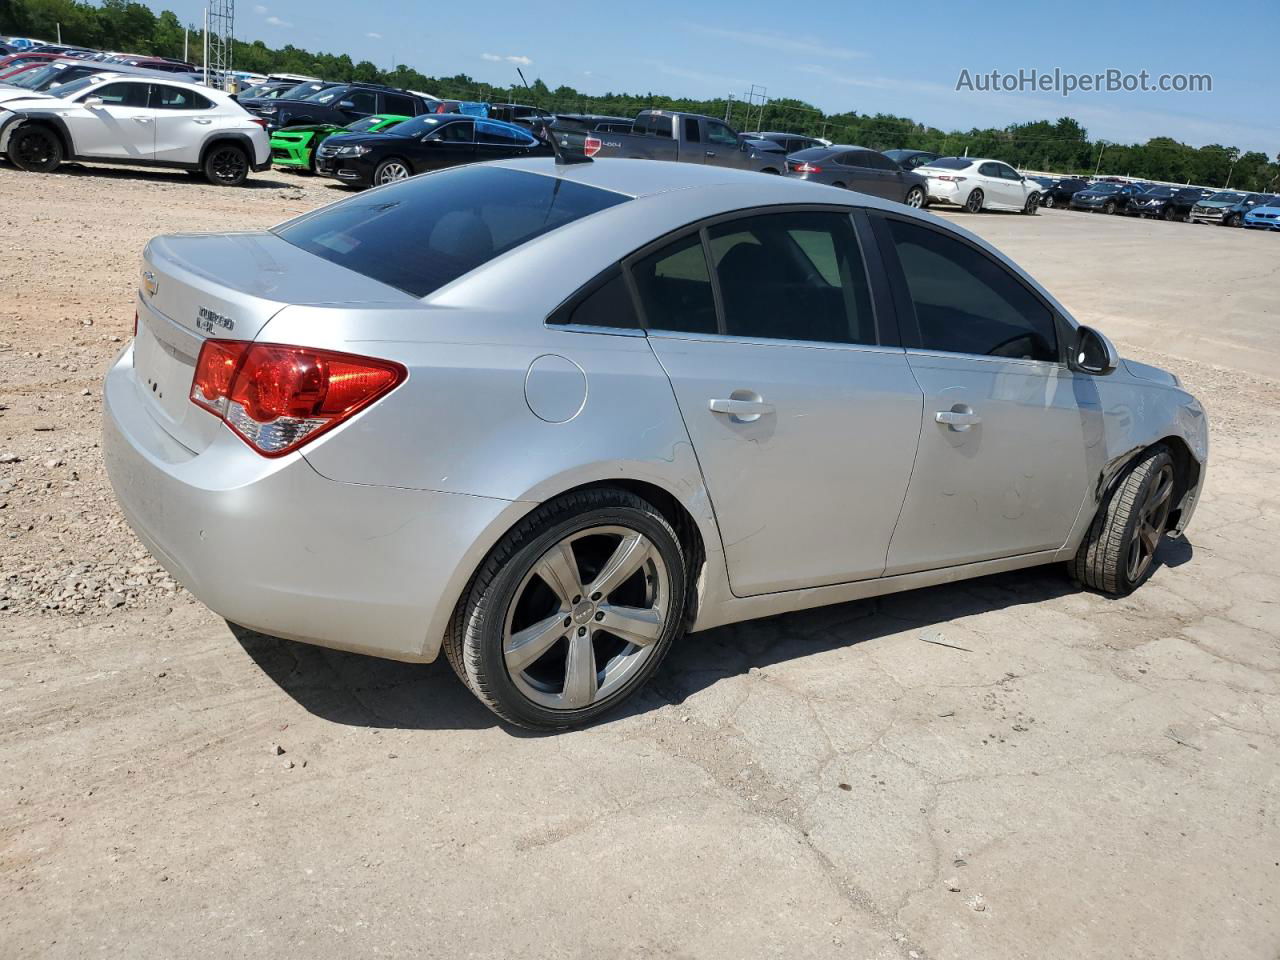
[545,264,647,337]
[869,209,1069,367]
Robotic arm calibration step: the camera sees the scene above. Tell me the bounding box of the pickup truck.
[592,110,785,174]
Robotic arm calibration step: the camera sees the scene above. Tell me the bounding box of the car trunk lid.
[133,230,413,454]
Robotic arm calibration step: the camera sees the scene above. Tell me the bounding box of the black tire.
[831,181,846,189]
[1070,446,1176,595]
[1042,193,1056,209]
[964,189,984,213]
[8,124,63,173]
[1022,193,1040,215]
[445,488,688,730]
[1224,212,1241,228]
[1162,205,1175,222]
[203,143,250,186]
[1103,200,1116,215]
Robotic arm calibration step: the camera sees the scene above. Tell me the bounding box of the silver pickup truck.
[592,110,785,174]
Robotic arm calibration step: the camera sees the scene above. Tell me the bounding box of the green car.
[270,114,411,172]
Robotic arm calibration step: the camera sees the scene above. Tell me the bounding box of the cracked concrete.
[1,167,1278,959]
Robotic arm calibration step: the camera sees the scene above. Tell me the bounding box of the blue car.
[1243,197,1280,230]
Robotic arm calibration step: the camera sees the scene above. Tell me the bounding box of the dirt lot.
[2,163,1278,960]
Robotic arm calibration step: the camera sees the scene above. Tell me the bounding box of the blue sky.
[161,0,1276,153]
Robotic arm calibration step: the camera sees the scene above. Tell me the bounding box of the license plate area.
[133,299,221,452]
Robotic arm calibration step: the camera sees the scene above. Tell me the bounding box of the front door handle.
[935,409,982,430]
[710,397,774,419]
[705,150,716,157]
[193,118,213,124]
[133,117,152,123]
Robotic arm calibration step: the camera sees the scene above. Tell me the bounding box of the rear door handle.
[710,398,774,417]
[133,117,152,123]
[935,410,982,429]
[705,150,716,157]
[193,118,213,124]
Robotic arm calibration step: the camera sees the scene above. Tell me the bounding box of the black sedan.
[1070,181,1145,214]
[316,114,551,188]
[883,149,941,170]
[1040,177,1089,208]
[785,145,928,207]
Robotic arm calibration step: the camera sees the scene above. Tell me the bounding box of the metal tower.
[207,0,234,89]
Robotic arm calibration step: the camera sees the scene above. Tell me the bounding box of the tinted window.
[383,92,416,115]
[87,81,148,107]
[683,117,700,142]
[929,157,973,170]
[429,120,474,142]
[631,234,716,334]
[274,166,629,298]
[477,120,533,145]
[150,85,213,109]
[553,267,640,330]
[708,212,876,344]
[346,90,377,113]
[862,151,897,171]
[996,164,1021,180]
[888,219,1057,362]
[705,120,738,145]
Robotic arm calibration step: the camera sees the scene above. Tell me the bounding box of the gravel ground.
[1,162,1278,960]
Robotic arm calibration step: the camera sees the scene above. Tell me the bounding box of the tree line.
[3,0,1277,190]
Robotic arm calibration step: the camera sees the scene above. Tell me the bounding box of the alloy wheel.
[377,161,410,184]
[209,147,247,184]
[965,190,983,213]
[905,186,924,208]
[503,525,671,711]
[15,131,52,167]
[1125,464,1174,583]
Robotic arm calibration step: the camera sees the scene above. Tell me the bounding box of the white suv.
[0,73,270,185]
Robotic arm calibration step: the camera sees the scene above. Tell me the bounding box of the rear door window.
[274,166,629,298]
[631,234,717,334]
[383,92,417,115]
[86,81,148,107]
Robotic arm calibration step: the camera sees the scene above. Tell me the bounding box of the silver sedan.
[103,157,1208,730]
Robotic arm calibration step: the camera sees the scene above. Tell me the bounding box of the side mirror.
[338,100,355,110]
[83,96,103,108]
[1069,325,1119,376]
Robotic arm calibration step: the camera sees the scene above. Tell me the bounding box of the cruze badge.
[142,271,159,297]
[196,306,235,334]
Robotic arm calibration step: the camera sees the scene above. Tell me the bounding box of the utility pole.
[1093,141,1108,176]
[56,22,62,43]
[183,28,188,63]
[202,8,209,86]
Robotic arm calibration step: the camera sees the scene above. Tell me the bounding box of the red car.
[0,53,59,79]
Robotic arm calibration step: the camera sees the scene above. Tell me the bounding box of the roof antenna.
[517,65,592,164]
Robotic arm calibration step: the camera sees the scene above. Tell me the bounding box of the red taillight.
[248,117,268,130]
[935,175,967,182]
[190,340,406,457]
[792,162,822,174]
[584,136,602,157]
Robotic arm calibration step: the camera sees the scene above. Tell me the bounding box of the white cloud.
[265,14,291,27]
[366,31,382,40]
[252,3,267,12]
[482,52,533,66]
[693,25,864,61]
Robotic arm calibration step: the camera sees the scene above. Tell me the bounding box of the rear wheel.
[203,143,250,186]
[904,185,925,208]
[446,489,687,730]
[831,181,846,189]
[373,158,411,186]
[1042,193,1056,208]
[963,189,984,213]
[9,124,63,173]
[1070,446,1176,595]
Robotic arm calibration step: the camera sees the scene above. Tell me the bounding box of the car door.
[65,80,154,159]
[150,83,217,163]
[337,88,377,124]
[382,91,419,118]
[976,162,1013,207]
[873,214,1092,575]
[416,118,475,171]
[995,163,1028,206]
[861,150,907,200]
[842,151,884,196]
[637,209,924,596]
[701,118,744,168]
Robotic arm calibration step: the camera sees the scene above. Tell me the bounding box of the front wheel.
[1022,193,1040,215]
[1162,205,1176,222]
[373,158,411,186]
[1102,200,1117,215]
[904,185,925,208]
[8,124,63,173]
[963,189,984,213]
[203,143,250,186]
[1042,193,1056,209]
[1070,446,1176,595]
[446,489,688,730]
[1224,212,1241,227]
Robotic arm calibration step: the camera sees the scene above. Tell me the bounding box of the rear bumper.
[102,343,521,662]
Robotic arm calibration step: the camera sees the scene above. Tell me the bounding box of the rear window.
[273,166,630,298]
[927,157,974,170]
